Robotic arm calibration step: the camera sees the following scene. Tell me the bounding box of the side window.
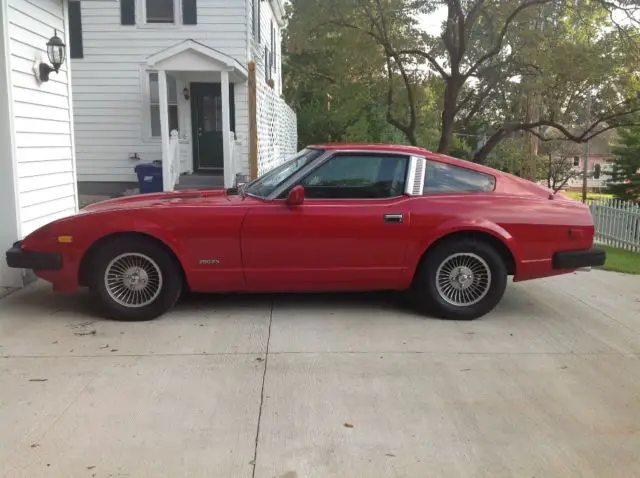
[423,160,495,193]
[149,73,179,137]
[301,154,408,199]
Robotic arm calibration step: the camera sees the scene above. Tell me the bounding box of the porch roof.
[146,40,248,81]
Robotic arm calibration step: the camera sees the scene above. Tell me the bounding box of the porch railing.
[163,129,180,191]
[226,132,243,187]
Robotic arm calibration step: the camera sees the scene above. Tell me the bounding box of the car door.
[241,152,413,291]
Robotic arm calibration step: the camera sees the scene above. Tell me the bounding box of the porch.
[146,40,248,190]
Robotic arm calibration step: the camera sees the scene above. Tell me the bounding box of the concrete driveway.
[1,270,639,478]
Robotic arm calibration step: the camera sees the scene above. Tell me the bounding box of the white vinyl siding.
[71,0,253,183]
[7,0,78,237]
[250,0,282,94]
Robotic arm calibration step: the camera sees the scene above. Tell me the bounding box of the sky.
[418,6,447,36]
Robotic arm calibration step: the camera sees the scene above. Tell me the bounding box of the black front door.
[191,82,235,172]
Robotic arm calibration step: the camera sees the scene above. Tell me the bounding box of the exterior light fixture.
[183,88,190,100]
[39,30,66,82]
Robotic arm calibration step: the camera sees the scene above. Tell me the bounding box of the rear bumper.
[552,247,606,270]
[5,241,62,271]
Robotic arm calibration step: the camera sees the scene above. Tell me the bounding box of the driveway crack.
[251,299,273,478]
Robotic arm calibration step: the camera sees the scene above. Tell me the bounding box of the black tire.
[87,236,183,321]
[411,238,508,320]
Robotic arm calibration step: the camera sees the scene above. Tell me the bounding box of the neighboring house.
[0,0,79,288]
[565,134,616,191]
[69,0,298,195]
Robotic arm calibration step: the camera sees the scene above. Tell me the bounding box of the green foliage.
[283,0,640,163]
[283,0,443,148]
[608,125,640,202]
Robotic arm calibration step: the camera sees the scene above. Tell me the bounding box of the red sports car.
[6,144,605,321]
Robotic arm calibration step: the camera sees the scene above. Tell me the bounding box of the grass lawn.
[599,245,640,274]
[560,191,614,202]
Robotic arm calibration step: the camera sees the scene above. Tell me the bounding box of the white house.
[0,0,79,288]
[69,0,298,196]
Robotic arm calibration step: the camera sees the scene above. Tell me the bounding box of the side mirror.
[286,185,305,206]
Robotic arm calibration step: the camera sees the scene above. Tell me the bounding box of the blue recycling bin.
[134,161,163,194]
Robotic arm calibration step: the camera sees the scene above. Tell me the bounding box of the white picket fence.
[589,199,640,252]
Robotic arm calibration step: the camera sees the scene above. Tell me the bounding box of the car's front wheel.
[411,238,508,320]
[88,236,183,321]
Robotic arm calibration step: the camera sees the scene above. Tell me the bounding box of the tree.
[306,0,640,168]
[537,139,584,192]
[283,1,441,147]
[472,1,640,170]
[608,125,640,202]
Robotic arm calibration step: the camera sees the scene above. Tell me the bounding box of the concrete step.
[176,174,224,190]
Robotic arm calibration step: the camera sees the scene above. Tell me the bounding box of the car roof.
[309,143,503,177]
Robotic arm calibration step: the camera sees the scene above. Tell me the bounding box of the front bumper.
[552,246,606,270]
[6,241,62,271]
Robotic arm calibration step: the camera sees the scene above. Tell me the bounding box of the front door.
[241,153,412,291]
[190,82,235,172]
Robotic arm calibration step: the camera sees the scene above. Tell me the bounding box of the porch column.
[221,70,232,188]
[158,70,172,191]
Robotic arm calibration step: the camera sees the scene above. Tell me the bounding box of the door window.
[202,95,222,133]
[300,154,408,199]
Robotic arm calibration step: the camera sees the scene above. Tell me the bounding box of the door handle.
[384,213,404,224]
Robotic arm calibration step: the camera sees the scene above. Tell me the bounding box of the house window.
[149,73,179,137]
[146,0,175,23]
[423,160,496,193]
[573,156,580,167]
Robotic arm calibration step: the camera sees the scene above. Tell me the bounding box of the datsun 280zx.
[6,144,605,321]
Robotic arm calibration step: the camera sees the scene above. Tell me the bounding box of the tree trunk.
[520,91,539,181]
[472,129,510,164]
[437,78,462,154]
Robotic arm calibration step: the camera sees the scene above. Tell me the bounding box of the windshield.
[245,148,324,199]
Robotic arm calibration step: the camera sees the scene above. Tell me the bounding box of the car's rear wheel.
[88,236,182,321]
[411,238,507,320]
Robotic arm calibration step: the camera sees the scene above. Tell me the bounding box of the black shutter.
[120,0,136,25]
[230,84,236,132]
[270,21,274,66]
[183,0,197,24]
[257,0,261,43]
[68,1,83,59]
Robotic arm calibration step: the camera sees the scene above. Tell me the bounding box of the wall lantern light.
[39,30,66,82]
[183,88,190,100]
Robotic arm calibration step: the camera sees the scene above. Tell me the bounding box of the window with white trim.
[146,0,176,23]
[149,73,179,137]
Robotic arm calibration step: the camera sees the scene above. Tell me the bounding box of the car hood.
[82,189,232,213]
